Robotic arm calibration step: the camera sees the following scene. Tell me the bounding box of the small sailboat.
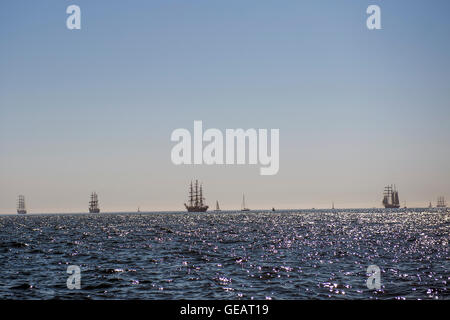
[214,201,221,212]
[241,194,250,211]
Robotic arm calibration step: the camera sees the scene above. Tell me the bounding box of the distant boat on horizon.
[214,201,221,212]
[382,185,400,208]
[185,180,208,212]
[437,196,447,208]
[17,195,27,214]
[89,192,100,213]
[241,194,250,211]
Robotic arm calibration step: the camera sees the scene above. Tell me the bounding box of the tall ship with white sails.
[185,180,208,212]
[17,195,27,214]
[89,192,100,213]
[382,185,400,208]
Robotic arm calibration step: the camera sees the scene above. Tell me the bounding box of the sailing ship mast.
[199,183,204,207]
[194,180,198,207]
[89,192,100,213]
[188,181,194,207]
[241,194,250,211]
[17,195,27,214]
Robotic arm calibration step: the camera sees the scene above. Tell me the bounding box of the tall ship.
[185,180,208,212]
[241,194,250,211]
[436,196,447,208]
[89,192,100,213]
[382,185,400,208]
[17,195,27,214]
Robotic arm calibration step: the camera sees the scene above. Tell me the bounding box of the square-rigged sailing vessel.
[185,180,208,212]
[437,196,447,208]
[382,185,400,208]
[89,192,100,213]
[17,195,27,214]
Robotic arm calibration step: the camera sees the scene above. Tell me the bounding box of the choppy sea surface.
[0,209,448,300]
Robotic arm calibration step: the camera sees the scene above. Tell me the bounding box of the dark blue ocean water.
[0,209,448,299]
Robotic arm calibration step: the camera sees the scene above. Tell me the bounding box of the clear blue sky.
[1,0,449,213]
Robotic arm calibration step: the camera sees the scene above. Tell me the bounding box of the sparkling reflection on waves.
[0,209,448,299]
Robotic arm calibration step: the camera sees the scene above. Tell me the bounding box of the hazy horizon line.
[1,206,447,216]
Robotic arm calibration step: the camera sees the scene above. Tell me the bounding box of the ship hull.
[17,210,27,214]
[384,204,400,209]
[185,206,208,212]
[89,209,100,213]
